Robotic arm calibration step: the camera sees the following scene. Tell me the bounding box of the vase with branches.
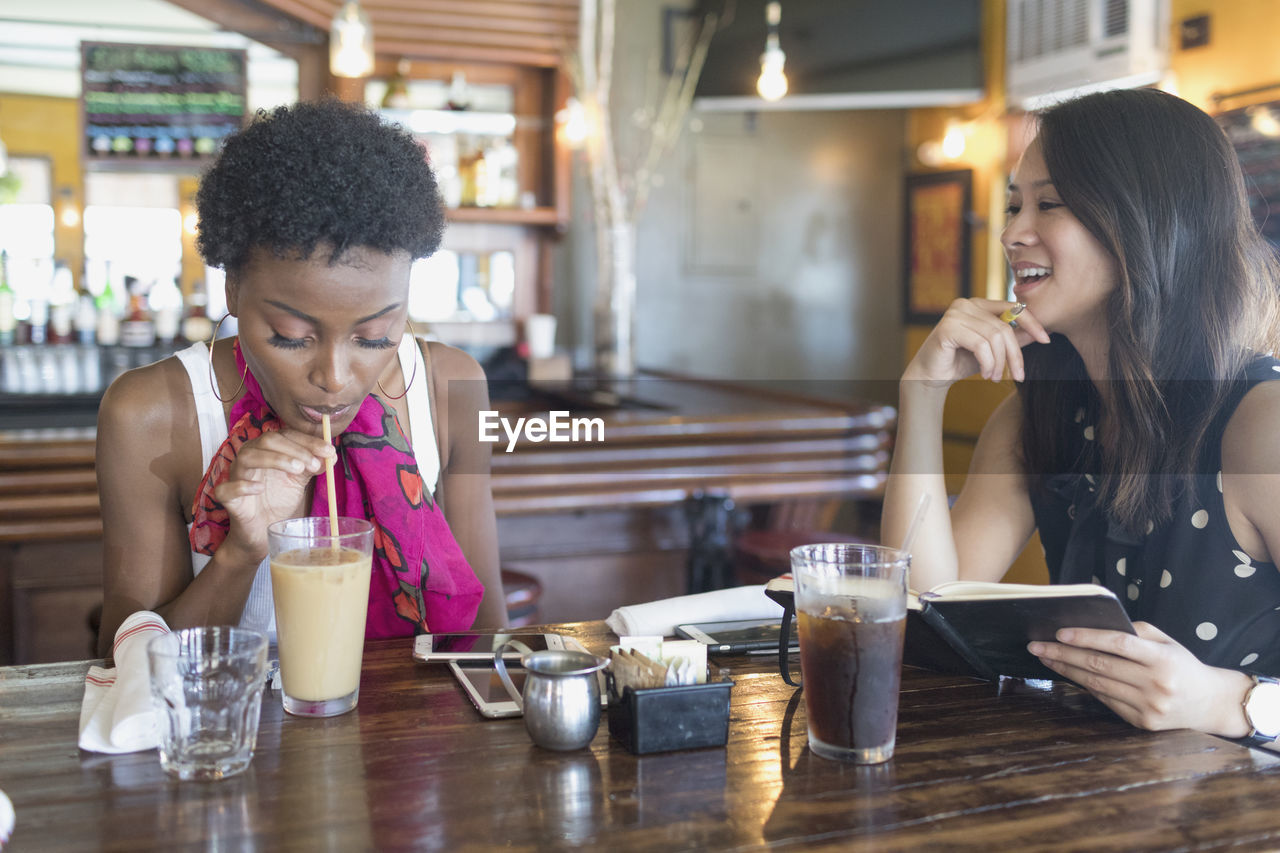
[567,0,717,378]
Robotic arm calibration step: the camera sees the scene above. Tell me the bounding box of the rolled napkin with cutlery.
[605,585,782,637]
[78,610,170,754]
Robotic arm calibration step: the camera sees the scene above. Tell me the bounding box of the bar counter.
[3,622,1279,850]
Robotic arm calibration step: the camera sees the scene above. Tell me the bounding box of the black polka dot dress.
[1031,356,1280,676]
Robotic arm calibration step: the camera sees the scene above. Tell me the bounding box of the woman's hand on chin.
[1028,621,1253,736]
[902,298,1050,389]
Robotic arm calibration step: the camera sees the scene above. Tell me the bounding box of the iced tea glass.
[791,543,909,763]
[267,517,374,718]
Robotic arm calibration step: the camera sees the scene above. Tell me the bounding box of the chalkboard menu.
[80,41,247,168]
[1217,101,1280,246]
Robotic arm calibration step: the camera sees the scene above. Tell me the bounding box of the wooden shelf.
[445,206,561,226]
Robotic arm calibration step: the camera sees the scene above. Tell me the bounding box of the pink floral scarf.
[190,341,484,636]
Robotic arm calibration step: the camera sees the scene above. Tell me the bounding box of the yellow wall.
[0,93,83,288]
[1170,0,1280,111]
[178,176,203,297]
[0,93,206,296]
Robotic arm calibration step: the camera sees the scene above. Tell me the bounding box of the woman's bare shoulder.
[987,391,1024,430]
[97,356,201,475]
[424,339,487,383]
[1222,380,1280,476]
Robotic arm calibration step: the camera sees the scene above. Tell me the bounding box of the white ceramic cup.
[525,313,557,360]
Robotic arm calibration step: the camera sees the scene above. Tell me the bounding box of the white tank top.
[174,334,439,635]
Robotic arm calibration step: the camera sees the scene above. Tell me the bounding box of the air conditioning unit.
[1006,0,1169,108]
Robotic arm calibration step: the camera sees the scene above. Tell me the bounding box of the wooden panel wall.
[257,0,579,68]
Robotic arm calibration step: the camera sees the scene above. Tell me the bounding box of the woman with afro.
[95,100,506,653]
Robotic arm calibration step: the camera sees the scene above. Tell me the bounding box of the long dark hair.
[1019,88,1280,531]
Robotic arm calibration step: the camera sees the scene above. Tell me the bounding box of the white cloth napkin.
[605,585,783,637]
[78,611,170,754]
[0,787,12,847]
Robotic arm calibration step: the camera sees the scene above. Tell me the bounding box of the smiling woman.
[94,100,506,655]
[883,88,1280,740]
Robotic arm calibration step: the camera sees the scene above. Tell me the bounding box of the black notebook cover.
[766,576,1136,682]
[917,593,1136,681]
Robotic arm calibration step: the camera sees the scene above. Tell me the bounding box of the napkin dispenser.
[605,674,733,755]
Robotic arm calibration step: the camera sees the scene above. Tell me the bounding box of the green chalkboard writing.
[81,41,247,167]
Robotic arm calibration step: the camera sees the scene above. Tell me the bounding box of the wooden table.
[3,622,1279,851]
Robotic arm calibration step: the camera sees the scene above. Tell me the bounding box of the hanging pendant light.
[330,0,375,78]
[756,2,788,101]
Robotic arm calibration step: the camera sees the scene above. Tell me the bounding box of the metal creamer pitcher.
[494,640,608,751]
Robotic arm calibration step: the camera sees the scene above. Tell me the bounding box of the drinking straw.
[899,493,931,557]
[321,414,340,553]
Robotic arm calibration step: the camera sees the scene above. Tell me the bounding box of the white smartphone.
[449,654,606,720]
[412,631,579,663]
[675,618,799,654]
[449,660,526,718]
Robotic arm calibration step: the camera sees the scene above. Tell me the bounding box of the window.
[0,156,54,322]
[408,249,515,323]
[82,173,182,310]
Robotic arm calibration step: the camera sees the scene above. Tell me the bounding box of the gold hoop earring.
[377,320,419,401]
[208,314,248,403]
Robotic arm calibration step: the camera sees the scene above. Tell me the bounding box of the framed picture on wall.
[902,169,972,324]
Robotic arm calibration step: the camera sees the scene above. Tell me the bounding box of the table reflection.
[260,698,374,852]
[762,686,901,842]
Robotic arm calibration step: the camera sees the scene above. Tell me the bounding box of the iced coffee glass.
[268,516,373,717]
[791,543,909,763]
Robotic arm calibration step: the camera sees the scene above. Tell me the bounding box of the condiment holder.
[605,673,733,755]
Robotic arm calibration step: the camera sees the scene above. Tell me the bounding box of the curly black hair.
[196,99,445,273]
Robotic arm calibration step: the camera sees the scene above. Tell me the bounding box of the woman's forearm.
[152,538,264,632]
[881,380,959,591]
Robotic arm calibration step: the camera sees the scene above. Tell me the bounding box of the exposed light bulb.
[756,2,787,101]
[57,187,79,228]
[330,0,374,78]
[941,123,966,159]
[556,97,589,147]
[757,39,788,101]
[1250,106,1280,138]
[917,140,944,168]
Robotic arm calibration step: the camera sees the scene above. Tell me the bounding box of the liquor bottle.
[119,276,157,348]
[181,288,214,345]
[458,136,481,207]
[26,296,48,345]
[47,262,76,344]
[381,59,411,110]
[95,265,120,347]
[0,250,15,346]
[446,71,471,111]
[73,293,97,345]
[150,276,183,345]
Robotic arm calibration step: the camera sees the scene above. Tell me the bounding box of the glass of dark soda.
[791,543,909,763]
